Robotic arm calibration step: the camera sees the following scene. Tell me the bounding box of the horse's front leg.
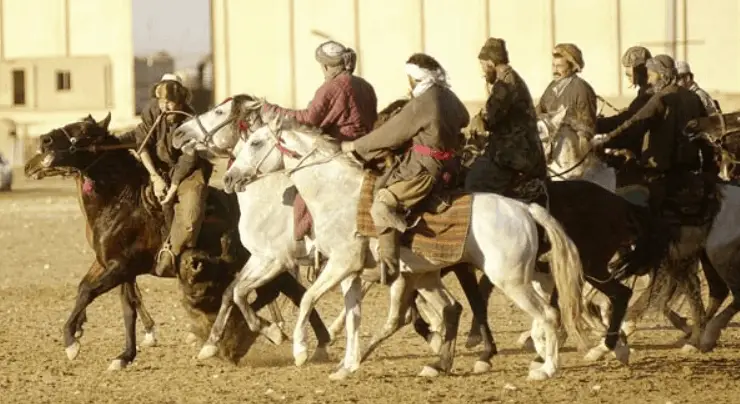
[679,267,707,353]
[329,274,364,381]
[451,264,497,373]
[109,281,139,370]
[466,273,495,348]
[133,280,158,348]
[64,259,126,363]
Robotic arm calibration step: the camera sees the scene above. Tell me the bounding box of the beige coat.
[353,85,469,185]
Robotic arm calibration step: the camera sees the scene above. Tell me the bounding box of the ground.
[2,170,739,404]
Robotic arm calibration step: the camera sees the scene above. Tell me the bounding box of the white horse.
[214,107,591,380]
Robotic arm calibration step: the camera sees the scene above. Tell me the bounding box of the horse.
[215,103,592,381]
[23,113,330,370]
[172,96,500,372]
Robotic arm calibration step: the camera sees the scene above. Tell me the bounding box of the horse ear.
[98,112,112,131]
[268,114,283,133]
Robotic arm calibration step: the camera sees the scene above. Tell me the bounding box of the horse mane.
[374,98,410,129]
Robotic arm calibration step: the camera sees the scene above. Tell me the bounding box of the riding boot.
[377,229,400,286]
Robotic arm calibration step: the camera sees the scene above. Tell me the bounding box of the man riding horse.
[118,74,210,277]
[537,43,598,147]
[340,53,470,283]
[594,54,719,278]
[261,40,378,246]
[464,37,547,203]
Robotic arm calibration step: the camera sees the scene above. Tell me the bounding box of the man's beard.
[484,70,497,84]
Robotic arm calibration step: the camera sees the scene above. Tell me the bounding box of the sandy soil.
[2,170,740,404]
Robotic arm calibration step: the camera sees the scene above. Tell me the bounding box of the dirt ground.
[2,170,740,404]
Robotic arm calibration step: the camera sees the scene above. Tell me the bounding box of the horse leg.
[451,264,496,373]
[231,257,289,344]
[198,278,238,359]
[292,255,361,369]
[677,263,707,353]
[583,277,632,365]
[700,291,740,352]
[265,270,332,362]
[328,274,364,381]
[466,274,494,348]
[359,274,416,364]
[700,249,730,321]
[132,280,158,348]
[412,272,462,378]
[328,280,374,344]
[63,260,127,362]
[108,281,139,370]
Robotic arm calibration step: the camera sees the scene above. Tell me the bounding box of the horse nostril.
[41,135,53,146]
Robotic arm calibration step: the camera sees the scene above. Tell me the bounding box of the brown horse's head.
[374,98,410,129]
[24,113,114,180]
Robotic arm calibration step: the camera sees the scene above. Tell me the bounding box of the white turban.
[404,63,449,97]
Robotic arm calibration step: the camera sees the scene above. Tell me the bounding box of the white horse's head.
[222,119,347,193]
[172,94,266,158]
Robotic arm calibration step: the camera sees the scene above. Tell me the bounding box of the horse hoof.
[263,323,286,345]
[429,333,442,355]
[527,368,550,381]
[185,332,199,345]
[680,344,700,355]
[517,334,535,352]
[418,365,440,378]
[473,360,492,374]
[529,359,544,371]
[74,329,84,339]
[107,359,127,371]
[465,334,483,349]
[584,344,609,362]
[197,344,219,360]
[65,341,81,361]
[311,347,331,363]
[294,350,309,367]
[141,331,157,348]
[613,344,630,365]
[329,367,352,381]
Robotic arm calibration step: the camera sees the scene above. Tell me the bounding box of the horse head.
[24,113,115,180]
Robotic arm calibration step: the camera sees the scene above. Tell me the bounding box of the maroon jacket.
[267,72,378,141]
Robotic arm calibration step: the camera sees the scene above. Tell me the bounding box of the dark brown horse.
[24,113,330,370]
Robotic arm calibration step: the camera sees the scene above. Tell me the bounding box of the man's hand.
[340,141,356,153]
[161,183,178,205]
[151,175,167,199]
[590,133,611,151]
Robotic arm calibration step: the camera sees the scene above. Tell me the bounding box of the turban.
[315,40,357,73]
[553,43,584,72]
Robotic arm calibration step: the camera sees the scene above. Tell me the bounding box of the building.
[134,51,175,114]
[211,0,740,113]
[0,0,136,166]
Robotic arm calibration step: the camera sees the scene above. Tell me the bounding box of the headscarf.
[405,61,449,98]
[552,43,585,72]
[314,40,357,80]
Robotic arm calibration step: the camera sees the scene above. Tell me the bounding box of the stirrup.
[156,242,176,265]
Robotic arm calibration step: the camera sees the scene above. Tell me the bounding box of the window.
[12,70,25,105]
[56,70,72,91]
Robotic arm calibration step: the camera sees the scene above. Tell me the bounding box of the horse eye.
[250,140,263,148]
[215,109,224,116]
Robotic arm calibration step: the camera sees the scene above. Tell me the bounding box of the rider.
[118,73,209,277]
[596,46,653,156]
[339,53,470,283]
[464,37,547,202]
[261,40,378,244]
[676,61,720,115]
[594,55,714,277]
[537,43,598,144]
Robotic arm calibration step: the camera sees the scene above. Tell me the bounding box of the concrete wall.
[212,0,740,110]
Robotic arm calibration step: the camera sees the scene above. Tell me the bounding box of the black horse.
[24,113,330,369]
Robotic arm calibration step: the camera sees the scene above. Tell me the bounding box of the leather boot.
[378,229,400,285]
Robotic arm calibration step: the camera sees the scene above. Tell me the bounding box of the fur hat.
[621,46,652,68]
[478,37,509,64]
[553,43,584,72]
[646,54,677,79]
[151,73,190,103]
[676,61,692,76]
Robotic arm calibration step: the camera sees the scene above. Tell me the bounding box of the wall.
[212,0,740,110]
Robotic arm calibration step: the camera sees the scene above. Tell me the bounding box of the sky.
[132,0,211,69]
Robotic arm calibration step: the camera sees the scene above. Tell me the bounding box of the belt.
[411,144,455,161]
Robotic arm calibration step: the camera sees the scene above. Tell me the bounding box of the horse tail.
[527,203,590,351]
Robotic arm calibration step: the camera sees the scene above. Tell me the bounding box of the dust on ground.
[1,170,739,404]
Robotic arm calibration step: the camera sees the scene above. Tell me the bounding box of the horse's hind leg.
[583,277,632,365]
[63,261,126,362]
[466,274,495,348]
[676,261,707,353]
[700,249,729,320]
[451,264,497,373]
[414,272,463,378]
[132,281,158,348]
[359,274,416,364]
[328,280,375,344]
